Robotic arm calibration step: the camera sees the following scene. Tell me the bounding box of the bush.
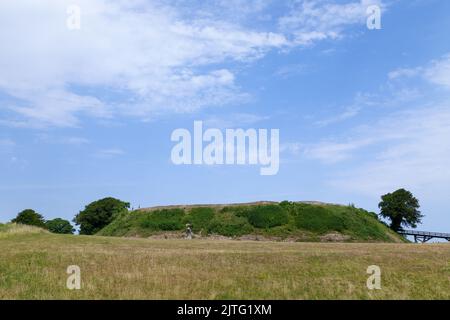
[294,205,345,233]
[73,197,130,235]
[220,206,250,217]
[11,209,46,228]
[247,205,288,228]
[184,208,215,232]
[207,212,253,237]
[139,209,185,231]
[279,200,292,207]
[45,218,75,234]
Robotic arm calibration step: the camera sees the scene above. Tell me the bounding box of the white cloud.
[274,63,308,78]
[388,67,421,80]
[424,54,450,89]
[303,138,373,163]
[0,0,386,127]
[329,104,450,195]
[315,105,362,127]
[203,113,269,128]
[280,142,302,155]
[0,0,287,127]
[301,54,450,195]
[279,0,383,45]
[389,54,450,89]
[35,134,90,146]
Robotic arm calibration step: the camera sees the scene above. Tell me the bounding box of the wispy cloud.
[424,54,450,89]
[0,0,286,127]
[388,67,421,80]
[203,113,269,128]
[35,134,90,146]
[303,138,374,163]
[329,104,450,195]
[95,148,125,158]
[279,0,384,45]
[274,64,308,78]
[389,54,450,89]
[303,53,450,195]
[280,142,302,155]
[0,0,385,128]
[315,105,362,127]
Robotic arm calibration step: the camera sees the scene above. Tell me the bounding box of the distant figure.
[185,223,193,240]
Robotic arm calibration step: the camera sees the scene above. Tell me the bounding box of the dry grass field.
[0,229,449,299]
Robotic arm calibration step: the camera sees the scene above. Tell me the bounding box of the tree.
[46,218,75,234]
[73,197,130,235]
[11,209,46,228]
[378,189,423,232]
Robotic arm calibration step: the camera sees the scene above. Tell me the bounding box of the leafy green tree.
[11,209,46,228]
[378,189,423,231]
[73,197,130,235]
[46,218,75,234]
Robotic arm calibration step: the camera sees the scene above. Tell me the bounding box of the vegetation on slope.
[0,223,49,238]
[98,202,402,242]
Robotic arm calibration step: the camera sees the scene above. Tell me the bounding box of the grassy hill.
[98,201,403,242]
[0,223,49,238]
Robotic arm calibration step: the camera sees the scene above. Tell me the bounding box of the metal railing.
[398,230,450,237]
[398,230,450,242]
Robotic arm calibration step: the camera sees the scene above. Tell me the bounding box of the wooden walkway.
[398,230,450,243]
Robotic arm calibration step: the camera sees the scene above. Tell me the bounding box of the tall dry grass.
[0,232,448,299]
[0,223,48,238]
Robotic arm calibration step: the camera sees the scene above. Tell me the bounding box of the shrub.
[139,209,185,231]
[247,205,288,228]
[279,200,292,207]
[207,212,253,237]
[184,208,215,232]
[294,205,345,233]
[220,206,250,217]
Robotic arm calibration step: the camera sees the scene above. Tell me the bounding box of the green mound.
[0,223,49,238]
[97,202,402,242]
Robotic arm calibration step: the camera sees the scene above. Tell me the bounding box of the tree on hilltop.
[378,189,423,232]
[46,218,75,234]
[73,197,130,235]
[12,209,46,228]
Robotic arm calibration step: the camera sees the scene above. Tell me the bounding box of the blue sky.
[1,0,450,232]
